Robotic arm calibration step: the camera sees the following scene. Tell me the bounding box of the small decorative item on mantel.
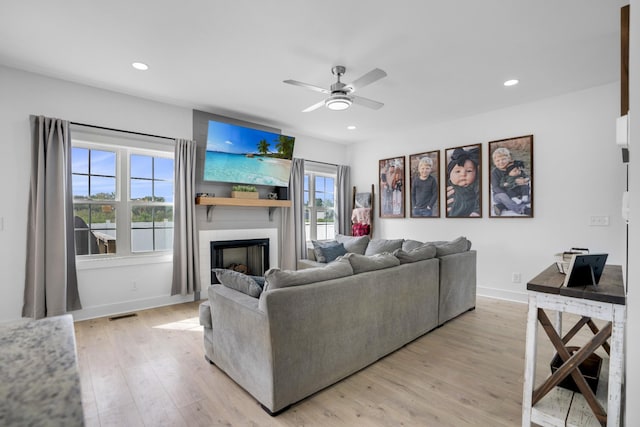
[231,184,259,199]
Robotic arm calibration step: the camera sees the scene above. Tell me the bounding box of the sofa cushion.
[335,234,370,255]
[264,257,353,291]
[213,268,263,298]
[312,240,347,263]
[402,239,424,251]
[433,236,472,257]
[393,244,437,264]
[344,252,400,274]
[364,238,404,256]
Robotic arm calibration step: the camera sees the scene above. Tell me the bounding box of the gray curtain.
[171,139,200,296]
[336,164,351,235]
[23,115,81,319]
[280,158,306,269]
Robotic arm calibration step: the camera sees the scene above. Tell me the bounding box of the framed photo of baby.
[488,135,533,218]
[409,151,440,218]
[379,156,405,218]
[445,144,482,218]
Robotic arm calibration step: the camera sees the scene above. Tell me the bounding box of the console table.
[0,314,84,426]
[522,264,625,427]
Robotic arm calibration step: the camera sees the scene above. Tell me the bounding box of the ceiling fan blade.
[345,68,387,93]
[283,79,330,94]
[351,95,384,110]
[302,99,326,113]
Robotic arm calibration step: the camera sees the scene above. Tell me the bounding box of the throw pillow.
[335,234,370,255]
[343,252,400,274]
[393,244,437,264]
[213,268,263,298]
[364,238,404,256]
[250,275,266,289]
[311,240,347,263]
[434,236,472,257]
[264,257,353,291]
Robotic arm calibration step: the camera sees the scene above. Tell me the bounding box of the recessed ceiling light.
[132,62,149,71]
[504,79,519,87]
[347,125,357,130]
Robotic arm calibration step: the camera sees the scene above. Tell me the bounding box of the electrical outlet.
[132,281,138,291]
[512,272,522,283]
[589,215,610,226]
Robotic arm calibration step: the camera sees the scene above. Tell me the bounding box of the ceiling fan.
[284,65,387,112]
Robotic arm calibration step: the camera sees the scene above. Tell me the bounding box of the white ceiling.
[0,1,627,144]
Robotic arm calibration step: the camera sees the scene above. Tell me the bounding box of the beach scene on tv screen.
[204,120,295,187]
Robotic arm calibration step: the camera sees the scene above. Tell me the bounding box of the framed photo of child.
[409,151,440,218]
[379,156,405,218]
[445,144,482,218]
[488,135,533,218]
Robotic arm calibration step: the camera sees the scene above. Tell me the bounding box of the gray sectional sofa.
[199,235,476,414]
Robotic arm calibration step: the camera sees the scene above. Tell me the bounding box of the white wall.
[348,83,626,302]
[0,65,348,322]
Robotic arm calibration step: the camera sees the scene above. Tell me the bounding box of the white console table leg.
[522,294,539,426]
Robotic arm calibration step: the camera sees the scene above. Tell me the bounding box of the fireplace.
[210,238,269,283]
[199,228,279,288]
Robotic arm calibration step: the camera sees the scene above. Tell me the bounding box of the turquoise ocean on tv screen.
[203,151,291,187]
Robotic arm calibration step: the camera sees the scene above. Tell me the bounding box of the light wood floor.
[74,296,600,426]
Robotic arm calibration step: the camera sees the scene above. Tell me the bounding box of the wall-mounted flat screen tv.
[203,119,295,187]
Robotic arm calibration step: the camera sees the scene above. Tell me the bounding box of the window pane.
[72,147,88,174]
[155,158,174,181]
[315,176,325,192]
[90,204,117,231]
[91,150,116,176]
[154,181,173,203]
[72,175,89,200]
[303,190,309,206]
[130,178,153,200]
[90,176,116,199]
[154,206,173,227]
[154,228,173,251]
[89,205,116,254]
[132,229,153,252]
[131,154,152,179]
[304,175,309,191]
[73,205,91,255]
[131,206,153,227]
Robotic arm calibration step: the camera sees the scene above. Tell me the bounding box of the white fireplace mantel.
[198,228,279,288]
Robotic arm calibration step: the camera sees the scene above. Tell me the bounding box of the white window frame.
[304,162,337,242]
[71,126,175,265]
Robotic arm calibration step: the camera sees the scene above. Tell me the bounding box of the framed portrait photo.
[409,151,440,218]
[444,144,482,218]
[379,156,405,218]
[488,135,533,218]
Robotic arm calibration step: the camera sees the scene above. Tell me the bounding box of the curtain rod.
[71,121,176,142]
[305,159,339,167]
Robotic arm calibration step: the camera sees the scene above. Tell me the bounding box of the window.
[71,128,174,257]
[304,163,336,241]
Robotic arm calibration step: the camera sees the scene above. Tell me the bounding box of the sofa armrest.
[438,250,476,325]
[207,285,275,408]
[199,300,212,329]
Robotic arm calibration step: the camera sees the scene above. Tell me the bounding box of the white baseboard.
[70,293,207,322]
[477,286,528,304]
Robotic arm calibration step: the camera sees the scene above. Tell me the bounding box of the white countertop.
[0,314,84,426]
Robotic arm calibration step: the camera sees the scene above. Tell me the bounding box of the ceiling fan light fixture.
[325,95,352,111]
